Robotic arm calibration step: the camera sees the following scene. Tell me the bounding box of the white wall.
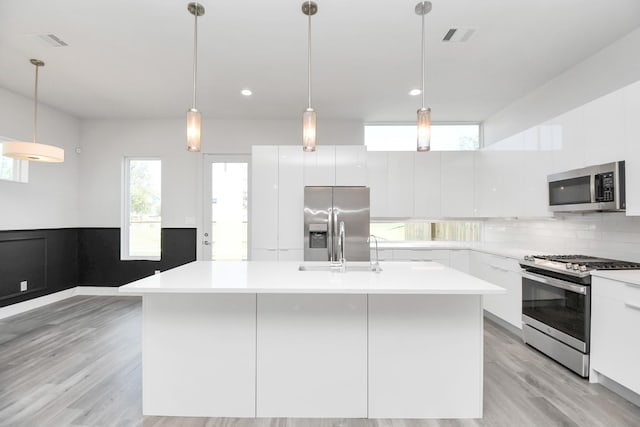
[0,88,80,230]
[78,118,364,227]
[483,28,640,146]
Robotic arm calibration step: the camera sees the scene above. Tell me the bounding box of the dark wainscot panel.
[78,228,196,286]
[0,229,78,308]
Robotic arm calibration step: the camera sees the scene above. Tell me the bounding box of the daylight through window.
[365,124,480,151]
[123,158,161,259]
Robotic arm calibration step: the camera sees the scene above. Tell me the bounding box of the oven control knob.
[524,255,532,261]
[579,265,588,272]
[573,264,580,270]
[566,263,573,269]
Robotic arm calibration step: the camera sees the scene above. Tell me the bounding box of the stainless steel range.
[519,254,640,377]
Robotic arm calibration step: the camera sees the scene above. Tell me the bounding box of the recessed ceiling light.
[241,89,252,96]
[409,89,422,96]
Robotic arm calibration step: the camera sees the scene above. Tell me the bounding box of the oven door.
[522,271,590,352]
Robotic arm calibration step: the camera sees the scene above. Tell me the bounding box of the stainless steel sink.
[298,264,382,273]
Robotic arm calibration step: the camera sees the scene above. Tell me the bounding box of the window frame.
[0,137,29,183]
[364,122,483,151]
[121,156,162,261]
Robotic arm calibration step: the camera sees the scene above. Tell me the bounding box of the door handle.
[202,240,210,246]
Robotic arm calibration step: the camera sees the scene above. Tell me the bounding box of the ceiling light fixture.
[241,89,252,96]
[302,1,318,152]
[409,89,422,96]
[186,1,205,152]
[415,1,432,152]
[2,59,64,163]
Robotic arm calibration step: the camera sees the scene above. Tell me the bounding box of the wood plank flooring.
[1,296,639,427]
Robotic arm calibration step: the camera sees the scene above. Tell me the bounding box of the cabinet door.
[550,108,586,173]
[583,90,626,167]
[278,146,304,249]
[251,146,279,251]
[278,249,304,261]
[387,152,415,217]
[623,81,640,216]
[441,152,475,217]
[335,145,367,186]
[304,145,335,186]
[366,152,389,217]
[449,250,469,273]
[474,151,524,218]
[414,152,441,218]
[252,248,279,261]
[591,277,640,394]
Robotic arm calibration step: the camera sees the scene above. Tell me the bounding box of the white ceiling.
[1,0,639,123]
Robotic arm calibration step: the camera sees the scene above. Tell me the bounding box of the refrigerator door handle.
[333,209,339,262]
[327,208,333,261]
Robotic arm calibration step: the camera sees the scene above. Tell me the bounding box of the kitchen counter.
[374,240,535,260]
[119,260,504,295]
[120,260,503,419]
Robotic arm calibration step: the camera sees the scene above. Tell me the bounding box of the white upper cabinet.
[367,152,389,218]
[251,146,279,251]
[623,81,640,216]
[414,152,441,218]
[441,152,475,217]
[582,89,626,167]
[304,146,335,186]
[549,108,586,173]
[278,146,304,250]
[335,145,367,186]
[386,152,415,217]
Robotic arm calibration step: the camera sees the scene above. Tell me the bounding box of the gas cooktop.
[520,254,640,279]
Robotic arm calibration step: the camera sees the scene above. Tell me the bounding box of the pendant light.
[302,1,318,152]
[2,59,64,163]
[186,1,205,152]
[415,1,432,152]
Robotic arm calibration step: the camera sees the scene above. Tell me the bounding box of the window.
[122,158,161,260]
[0,137,28,183]
[365,124,481,151]
[370,221,480,242]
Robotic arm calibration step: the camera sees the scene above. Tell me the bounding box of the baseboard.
[0,286,132,320]
[75,286,121,296]
[591,370,640,408]
[0,288,76,320]
[483,310,523,338]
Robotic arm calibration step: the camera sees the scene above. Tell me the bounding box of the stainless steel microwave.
[548,161,626,212]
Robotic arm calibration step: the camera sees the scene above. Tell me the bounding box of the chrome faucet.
[368,234,381,273]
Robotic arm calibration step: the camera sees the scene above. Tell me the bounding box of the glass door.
[203,155,250,260]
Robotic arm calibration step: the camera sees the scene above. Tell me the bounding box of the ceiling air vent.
[442,28,476,43]
[32,33,69,47]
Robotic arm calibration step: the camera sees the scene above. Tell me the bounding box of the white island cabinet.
[120,261,503,419]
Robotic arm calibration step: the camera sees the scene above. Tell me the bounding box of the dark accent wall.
[0,227,196,308]
[78,228,196,286]
[0,229,78,308]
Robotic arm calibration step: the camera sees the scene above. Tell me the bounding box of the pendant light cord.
[307,0,312,109]
[421,2,425,109]
[33,63,39,144]
[192,1,199,109]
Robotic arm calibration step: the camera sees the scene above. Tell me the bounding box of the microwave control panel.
[595,172,614,202]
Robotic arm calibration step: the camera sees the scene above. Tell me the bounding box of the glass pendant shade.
[302,108,317,152]
[186,108,201,152]
[417,107,431,152]
[2,140,64,162]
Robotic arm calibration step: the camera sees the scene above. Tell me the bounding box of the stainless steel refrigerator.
[304,186,370,262]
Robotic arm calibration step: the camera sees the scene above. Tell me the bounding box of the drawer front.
[591,293,640,394]
[593,277,640,303]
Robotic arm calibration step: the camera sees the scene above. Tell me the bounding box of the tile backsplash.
[482,213,640,262]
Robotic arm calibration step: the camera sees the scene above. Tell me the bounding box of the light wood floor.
[1,296,639,427]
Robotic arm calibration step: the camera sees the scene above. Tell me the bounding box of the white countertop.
[591,269,640,286]
[119,261,505,295]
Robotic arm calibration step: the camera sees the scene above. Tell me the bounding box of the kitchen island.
[119,261,503,419]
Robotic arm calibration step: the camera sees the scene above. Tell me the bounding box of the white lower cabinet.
[449,250,470,273]
[256,294,368,417]
[591,277,640,394]
[252,248,279,261]
[469,251,522,329]
[391,249,450,266]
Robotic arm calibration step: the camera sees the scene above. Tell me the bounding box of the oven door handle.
[521,271,588,295]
